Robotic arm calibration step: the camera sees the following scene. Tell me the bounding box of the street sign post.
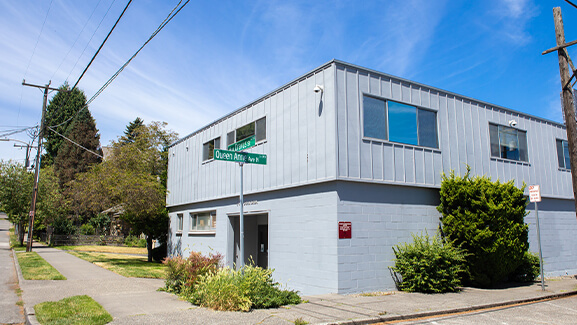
[213,146,267,269]
[529,185,545,291]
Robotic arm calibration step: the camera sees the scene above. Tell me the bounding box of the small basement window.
[177,213,183,232]
[203,137,220,161]
[190,211,216,232]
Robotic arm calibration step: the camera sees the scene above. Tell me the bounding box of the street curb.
[12,248,40,325]
[318,289,577,325]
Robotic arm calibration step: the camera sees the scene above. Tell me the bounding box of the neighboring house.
[166,60,577,295]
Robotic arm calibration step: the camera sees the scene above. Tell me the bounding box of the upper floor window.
[177,213,183,232]
[190,211,216,232]
[556,139,570,169]
[227,117,266,146]
[489,123,528,162]
[203,137,220,161]
[363,96,438,148]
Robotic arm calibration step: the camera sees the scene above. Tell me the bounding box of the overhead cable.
[72,0,133,90]
[49,0,190,131]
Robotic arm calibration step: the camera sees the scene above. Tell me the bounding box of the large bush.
[191,265,301,311]
[391,233,465,293]
[437,167,530,287]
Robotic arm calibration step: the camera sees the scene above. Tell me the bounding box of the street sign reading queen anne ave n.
[213,149,267,165]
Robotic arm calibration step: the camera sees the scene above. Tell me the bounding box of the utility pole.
[543,7,577,220]
[22,80,62,252]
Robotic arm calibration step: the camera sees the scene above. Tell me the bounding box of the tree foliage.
[70,121,178,261]
[54,108,102,187]
[121,117,144,144]
[43,83,88,166]
[0,161,33,245]
[437,166,529,287]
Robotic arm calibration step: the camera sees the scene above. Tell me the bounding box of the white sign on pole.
[529,185,541,203]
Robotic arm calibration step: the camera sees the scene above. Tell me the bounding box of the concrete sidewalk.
[14,243,577,325]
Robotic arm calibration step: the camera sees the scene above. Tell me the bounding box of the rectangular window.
[489,123,528,162]
[227,117,266,146]
[557,139,571,169]
[202,137,220,161]
[189,211,216,232]
[177,214,183,232]
[362,96,438,148]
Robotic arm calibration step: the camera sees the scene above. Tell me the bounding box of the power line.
[50,0,107,81]
[23,0,54,79]
[72,0,133,90]
[66,0,118,83]
[47,125,103,158]
[565,0,577,10]
[49,0,190,131]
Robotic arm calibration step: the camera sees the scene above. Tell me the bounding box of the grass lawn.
[17,252,66,280]
[56,245,147,255]
[68,251,166,279]
[9,227,26,251]
[35,295,112,325]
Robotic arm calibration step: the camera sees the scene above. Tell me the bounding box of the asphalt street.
[0,215,25,324]
[394,295,577,325]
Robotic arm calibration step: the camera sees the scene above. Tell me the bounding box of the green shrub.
[510,251,540,283]
[124,235,139,247]
[191,265,301,311]
[137,238,147,248]
[437,167,529,287]
[79,223,95,235]
[192,268,252,311]
[391,232,465,293]
[162,251,222,294]
[52,216,76,235]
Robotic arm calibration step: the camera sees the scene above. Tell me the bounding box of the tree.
[43,83,88,166]
[121,117,144,144]
[54,108,102,187]
[70,121,178,261]
[437,166,529,287]
[0,161,33,245]
[36,166,69,232]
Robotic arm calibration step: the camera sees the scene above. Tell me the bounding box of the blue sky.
[2,0,577,164]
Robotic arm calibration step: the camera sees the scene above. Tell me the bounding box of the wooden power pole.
[547,7,577,219]
[22,80,63,252]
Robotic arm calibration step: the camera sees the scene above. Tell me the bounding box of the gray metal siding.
[335,63,572,199]
[167,65,338,207]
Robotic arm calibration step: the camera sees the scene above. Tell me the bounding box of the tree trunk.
[18,221,25,246]
[147,236,153,262]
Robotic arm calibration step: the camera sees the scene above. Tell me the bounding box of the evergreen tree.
[121,117,144,144]
[54,108,102,188]
[43,83,88,166]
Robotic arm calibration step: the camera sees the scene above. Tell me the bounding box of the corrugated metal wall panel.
[167,64,338,207]
[333,63,572,198]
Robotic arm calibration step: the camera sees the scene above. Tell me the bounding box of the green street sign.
[228,135,256,152]
[214,149,267,165]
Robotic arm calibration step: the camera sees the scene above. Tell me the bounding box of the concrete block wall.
[526,199,577,277]
[336,182,441,293]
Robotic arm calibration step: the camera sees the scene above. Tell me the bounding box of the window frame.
[189,211,217,234]
[176,213,183,233]
[202,137,221,162]
[556,139,571,170]
[362,95,439,149]
[227,117,266,147]
[489,123,529,162]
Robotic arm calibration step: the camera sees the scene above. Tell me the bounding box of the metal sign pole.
[535,201,545,291]
[239,161,244,269]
